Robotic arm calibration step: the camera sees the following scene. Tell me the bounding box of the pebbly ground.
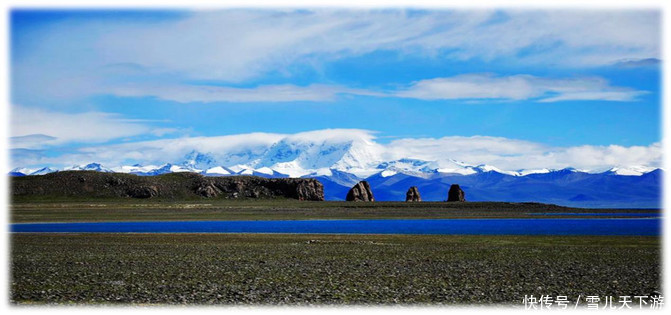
[10,233,660,305]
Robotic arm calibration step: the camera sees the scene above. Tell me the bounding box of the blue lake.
[10,218,660,236]
[528,212,660,217]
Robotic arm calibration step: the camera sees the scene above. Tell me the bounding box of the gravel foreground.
[11,233,660,305]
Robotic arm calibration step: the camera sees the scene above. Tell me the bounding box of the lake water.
[10,218,660,236]
[528,212,660,217]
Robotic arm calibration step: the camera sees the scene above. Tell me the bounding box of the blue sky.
[9,9,663,170]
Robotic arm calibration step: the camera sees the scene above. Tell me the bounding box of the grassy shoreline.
[11,200,660,223]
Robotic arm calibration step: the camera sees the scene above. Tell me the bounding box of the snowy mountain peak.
[607,166,657,176]
[29,167,58,176]
[112,164,160,174]
[11,167,38,176]
[243,130,385,178]
[473,164,520,176]
[66,163,112,172]
[182,150,217,169]
[254,167,275,176]
[204,166,233,176]
[376,159,439,178]
[518,168,551,176]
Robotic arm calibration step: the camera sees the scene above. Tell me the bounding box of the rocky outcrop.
[195,182,221,198]
[11,171,324,201]
[346,181,375,202]
[127,186,158,199]
[405,186,422,202]
[295,180,325,201]
[447,184,465,202]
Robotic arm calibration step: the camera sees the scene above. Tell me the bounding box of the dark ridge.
[11,171,324,201]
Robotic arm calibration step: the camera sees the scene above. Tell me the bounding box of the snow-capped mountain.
[203,166,234,176]
[10,167,38,176]
[606,166,658,176]
[85,130,385,179]
[182,150,218,170]
[65,163,113,172]
[371,159,581,178]
[31,167,58,176]
[248,130,384,177]
[11,167,59,176]
[12,129,657,182]
[113,164,160,174]
[94,157,600,180]
[135,163,198,176]
[376,159,440,178]
[7,129,662,208]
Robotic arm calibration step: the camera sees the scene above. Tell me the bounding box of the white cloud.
[393,74,646,102]
[74,132,288,167]
[12,9,659,104]
[110,83,368,103]
[10,106,155,149]
[385,136,662,172]
[104,10,659,77]
[10,129,662,174]
[92,73,643,103]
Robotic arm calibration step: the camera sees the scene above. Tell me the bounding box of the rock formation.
[447,184,465,202]
[295,180,325,201]
[405,186,421,202]
[346,181,375,202]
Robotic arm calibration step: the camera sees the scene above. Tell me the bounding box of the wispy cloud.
[10,106,166,149]
[13,9,659,104]
[96,73,644,103]
[100,10,660,75]
[393,74,646,102]
[109,83,371,103]
[612,58,661,68]
[11,132,289,168]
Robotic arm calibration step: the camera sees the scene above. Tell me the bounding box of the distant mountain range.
[10,162,662,209]
[9,133,662,208]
